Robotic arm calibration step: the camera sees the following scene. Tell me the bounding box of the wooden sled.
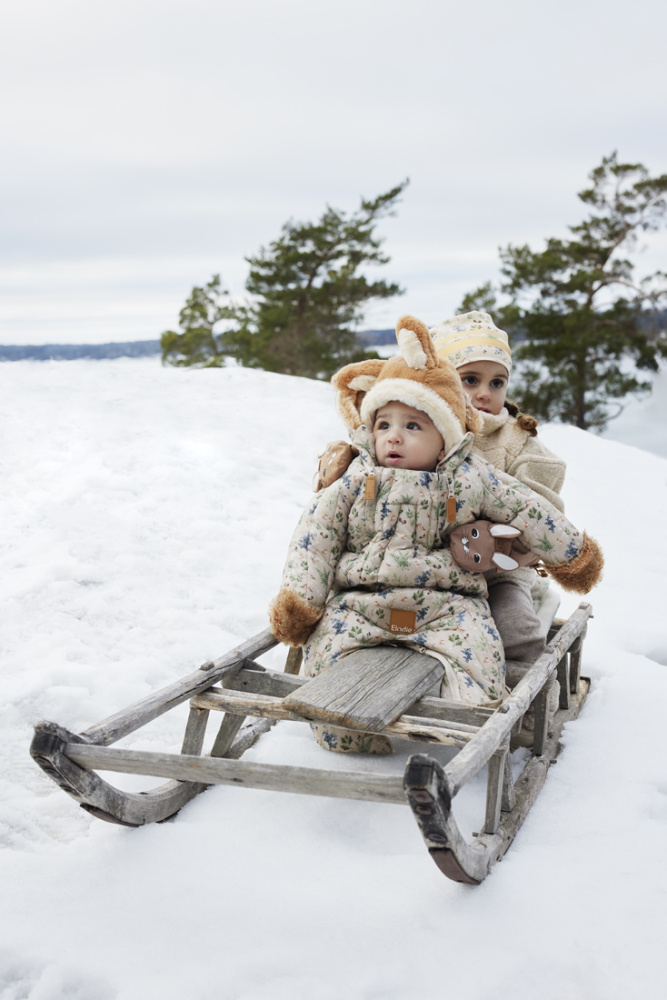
[30,602,592,884]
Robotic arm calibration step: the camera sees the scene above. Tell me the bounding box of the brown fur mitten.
[545,533,604,594]
[269,590,325,647]
[313,441,358,492]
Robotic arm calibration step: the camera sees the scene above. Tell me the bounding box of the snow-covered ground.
[600,367,667,459]
[2,358,667,1000]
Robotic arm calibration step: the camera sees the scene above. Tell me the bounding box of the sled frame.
[30,602,592,884]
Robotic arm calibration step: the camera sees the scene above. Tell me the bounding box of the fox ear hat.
[332,315,481,453]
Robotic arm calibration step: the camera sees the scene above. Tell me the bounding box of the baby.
[270,315,602,753]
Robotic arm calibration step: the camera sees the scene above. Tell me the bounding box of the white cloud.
[1,0,666,343]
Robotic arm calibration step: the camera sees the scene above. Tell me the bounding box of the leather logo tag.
[389,609,417,634]
[446,496,457,523]
[364,475,376,500]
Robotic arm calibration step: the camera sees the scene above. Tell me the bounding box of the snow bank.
[2,359,666,999]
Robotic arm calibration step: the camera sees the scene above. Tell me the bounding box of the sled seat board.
[281,646,444,732]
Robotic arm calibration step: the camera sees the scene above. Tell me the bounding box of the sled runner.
[30,602,592,884]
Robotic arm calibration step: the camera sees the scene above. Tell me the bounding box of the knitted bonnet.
[331,315,481,454]
[430,310,512,376]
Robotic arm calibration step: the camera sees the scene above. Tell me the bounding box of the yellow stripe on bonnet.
[434,332,510,356]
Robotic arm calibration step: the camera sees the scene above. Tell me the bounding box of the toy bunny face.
[449,521,524,572]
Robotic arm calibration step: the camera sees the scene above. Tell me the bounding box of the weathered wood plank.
[30,721,206,826]
[191,687,483,748]
[443,603,592,796]
[500,751,515,813]
[192,688,301,718]
[64,744,408,804]
[81,628,278,747]
[226,717,275,759]
[557,654,571,710]
[284,647,303,676]
[210,714,245,758]
[402,695,494,727]
[531,674,555,757]
[389,714,480,747]
[569,633,585,692]
[281,646,444,731]
[223,667,306,698]
[181,707,209,755]
[484,745,509,836]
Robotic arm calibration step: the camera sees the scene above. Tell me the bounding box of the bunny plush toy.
[449,520,543,573]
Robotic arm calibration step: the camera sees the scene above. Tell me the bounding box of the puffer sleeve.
[506,435,566,512]
[269,472,362,646]
[476,459,603,594]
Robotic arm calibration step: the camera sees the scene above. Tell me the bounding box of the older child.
[430,311,565,664]
[269,315,602,753]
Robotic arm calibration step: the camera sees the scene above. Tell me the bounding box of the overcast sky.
[2,0,666,345]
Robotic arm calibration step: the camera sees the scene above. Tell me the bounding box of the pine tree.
[161,182,407,378]
[460,154,667,430]
[161,275,236,368]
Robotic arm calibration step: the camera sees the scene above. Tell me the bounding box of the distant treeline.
[0,331,395,362]
[0,341,162,361]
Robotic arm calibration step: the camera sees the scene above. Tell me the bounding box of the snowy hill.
[2,359,666,999]
[600,367,667,460]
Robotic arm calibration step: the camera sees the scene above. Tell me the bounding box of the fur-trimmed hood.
[332,315,481,455]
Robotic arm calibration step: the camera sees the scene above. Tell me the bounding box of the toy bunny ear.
[489,524,522,538]
[332,359,385,429]
[395,315,439,370]
[492,552,520,570]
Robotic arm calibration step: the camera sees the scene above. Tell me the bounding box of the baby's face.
[373,401,445,471]
[457,360,508,415]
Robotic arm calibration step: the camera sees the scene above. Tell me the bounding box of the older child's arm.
[505,436,566,512]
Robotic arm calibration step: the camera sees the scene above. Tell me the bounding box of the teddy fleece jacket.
[472,408,566,512]
[272,426,594,704]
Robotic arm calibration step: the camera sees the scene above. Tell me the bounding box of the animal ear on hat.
[332,359,385,430]
[395,315,439,370]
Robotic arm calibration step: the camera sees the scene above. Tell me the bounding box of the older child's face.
[457,360,508,415]
[373,401,445,471]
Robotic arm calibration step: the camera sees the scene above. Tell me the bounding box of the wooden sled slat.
[64,744,407,804]
[81,628,277,747]
[281,645,444,731]
[191,687,484,749]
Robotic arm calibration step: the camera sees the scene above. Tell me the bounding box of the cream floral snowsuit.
[279,426,584,708]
